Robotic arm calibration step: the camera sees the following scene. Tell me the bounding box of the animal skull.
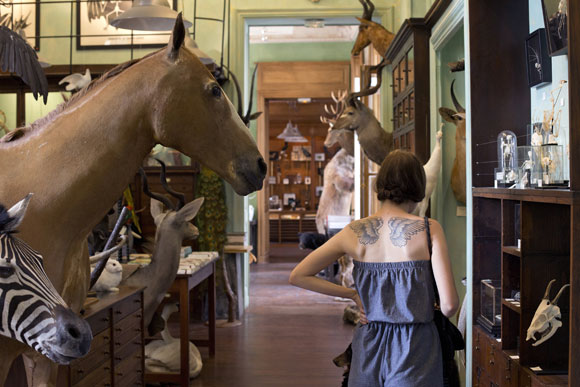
[526,279,569,346]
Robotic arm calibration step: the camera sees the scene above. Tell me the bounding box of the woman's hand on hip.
[350,291,368,325]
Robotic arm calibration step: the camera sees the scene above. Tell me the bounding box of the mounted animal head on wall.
[439,80,467,204]
[526,279,569,346]
[0,194,92,364]
[352,0,395,58]
[321,90,355,156]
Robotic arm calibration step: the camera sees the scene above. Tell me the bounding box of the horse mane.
[0,49,161,143]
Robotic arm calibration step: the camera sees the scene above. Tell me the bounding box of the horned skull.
[526,279,569,346]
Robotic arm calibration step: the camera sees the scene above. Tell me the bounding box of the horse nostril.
[67,325,80,339]
[257,157,267,175]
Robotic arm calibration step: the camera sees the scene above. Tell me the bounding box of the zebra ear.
[6,193,33,231]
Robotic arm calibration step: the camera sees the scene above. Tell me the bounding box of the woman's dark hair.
[375,150,426,204]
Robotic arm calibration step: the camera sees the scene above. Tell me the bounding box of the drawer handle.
[115,310,122,315]
[489,359,494,365]
[115,356,122,361]
[475,346,480,351]
[102,317,110,322]
[103,351,110,356]
[77,369,84,374]
[116,372,124,377]
[134,298,141,303]
[104,367,110,371]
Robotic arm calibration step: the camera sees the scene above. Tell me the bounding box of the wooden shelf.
[503,246,521,257]
[502,298,521,314]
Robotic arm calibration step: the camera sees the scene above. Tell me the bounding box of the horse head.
[0,194,92,364]
[151,15,266,196]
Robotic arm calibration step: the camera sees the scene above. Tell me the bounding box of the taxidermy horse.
[0,194,92,364]
[122,162,204,328]
[439,80,466,204]
[0,14,265,385]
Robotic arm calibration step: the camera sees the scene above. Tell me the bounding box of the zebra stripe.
[0,233,67,352]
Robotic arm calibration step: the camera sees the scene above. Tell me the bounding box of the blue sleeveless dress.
[348,260,443,387]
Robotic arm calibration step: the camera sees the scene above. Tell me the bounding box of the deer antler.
[320,89,348,127]
[156,159,186,210]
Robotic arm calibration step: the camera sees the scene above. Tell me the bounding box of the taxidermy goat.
[122,162,204,328]
[526,279,569,346]
[439,80,467,204]
[145,303,203,377]
[89,236,127,292]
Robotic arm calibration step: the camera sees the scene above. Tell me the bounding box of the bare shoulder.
[347,216,384,245]
[386,215,429,247]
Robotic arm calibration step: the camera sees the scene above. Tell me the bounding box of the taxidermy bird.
[59,68,92,92]
[89,235,127,292]
[0,26,48,103]
[145,303,203,378]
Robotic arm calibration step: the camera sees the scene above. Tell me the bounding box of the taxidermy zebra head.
[0,194,92,364]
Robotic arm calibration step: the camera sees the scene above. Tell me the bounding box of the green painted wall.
[437,25,466,313]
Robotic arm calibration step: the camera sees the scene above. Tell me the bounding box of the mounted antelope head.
[331,60,393,165]
[439,80,467,204]
[352,0,395,58]
[526,279,569,346]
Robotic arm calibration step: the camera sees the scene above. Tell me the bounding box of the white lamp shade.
[277,121,308,143]
[109,0,192,31]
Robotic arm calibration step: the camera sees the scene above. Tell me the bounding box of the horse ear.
[5,193,33,231]
[439,107,458,123]
[167,13,186,61]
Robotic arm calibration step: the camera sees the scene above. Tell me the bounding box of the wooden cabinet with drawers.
[58,286,145,387]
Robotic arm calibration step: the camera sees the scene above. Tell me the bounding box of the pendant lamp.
[109,0,192,31]
[277,121,308,143]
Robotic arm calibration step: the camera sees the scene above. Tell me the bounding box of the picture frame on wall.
[541,0,568,56]
[0,0,40,50]
[76,0,178,50]
[525,29,552,87]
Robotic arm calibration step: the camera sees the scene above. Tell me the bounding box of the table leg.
[179,278,190,385]
[208,263,216,356]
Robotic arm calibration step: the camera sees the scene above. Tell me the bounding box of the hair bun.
[377,187,405,204]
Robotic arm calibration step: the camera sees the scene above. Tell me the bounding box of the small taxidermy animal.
[90,259,122,292]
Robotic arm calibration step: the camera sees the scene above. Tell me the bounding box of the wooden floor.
[187,260,354,387]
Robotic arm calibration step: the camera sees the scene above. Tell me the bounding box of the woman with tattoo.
[290,150,459,386]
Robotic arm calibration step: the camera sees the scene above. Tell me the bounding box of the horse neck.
[6,66,158,239]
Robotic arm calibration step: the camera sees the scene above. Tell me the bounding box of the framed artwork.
[541,0,568,56]
[0,1,40,50]
[77,0,178,50]
[525,29,552,87]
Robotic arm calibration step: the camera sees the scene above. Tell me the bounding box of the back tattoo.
[349,216,384,245]
[388,217,427,247]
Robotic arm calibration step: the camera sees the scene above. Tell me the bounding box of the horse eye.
[212,85,222,98]
[0,266,15,278]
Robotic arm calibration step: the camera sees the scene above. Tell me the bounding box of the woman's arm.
[289,230,356,300]
[430,219,459,318]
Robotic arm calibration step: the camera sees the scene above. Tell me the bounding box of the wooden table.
[144,258,217,386]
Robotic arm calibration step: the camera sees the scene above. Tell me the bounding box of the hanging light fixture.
[109,0,192,31]
[184,33,215,65]
[277,121,308,143]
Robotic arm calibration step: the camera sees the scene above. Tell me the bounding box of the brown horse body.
[0,16,265,385]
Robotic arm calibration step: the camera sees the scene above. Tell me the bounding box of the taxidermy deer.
[439,80,466,204]
[121,162,204,328]
[526,279,569,347]
[0,14,265,385]
[351,0,395,60]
